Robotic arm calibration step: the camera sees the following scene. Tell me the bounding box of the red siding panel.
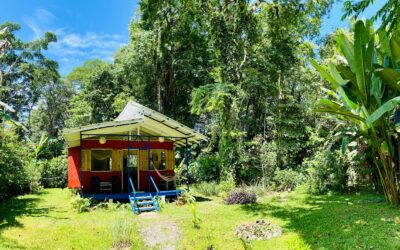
[67,140,175,192]
[68,147,81,188]
[81,171,123,193]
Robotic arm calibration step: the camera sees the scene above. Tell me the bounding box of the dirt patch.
[138,213,180,249]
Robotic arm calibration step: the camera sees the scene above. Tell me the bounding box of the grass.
[0,188,143,249]
[1,187,400,249]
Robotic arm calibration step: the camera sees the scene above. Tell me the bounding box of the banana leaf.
[375,68,400,92]
[366,96,400,125]
[310,60,338,89]
[390,35,400,64]
[354,20,368,99]
[370,74,383,105]
[336,32,356,73]
[320,87,340,100]
[337,65,358,90]
[316,99,365,123]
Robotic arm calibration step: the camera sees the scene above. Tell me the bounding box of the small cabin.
[63,101,207,200]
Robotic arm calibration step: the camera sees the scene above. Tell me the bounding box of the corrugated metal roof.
[63,101,207,148]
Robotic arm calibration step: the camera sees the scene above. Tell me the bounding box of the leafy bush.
[0,141,26,200]
[303,149,349,194]
[41,156,68,188]
[23,159,44,193]
[259,142,278,189]
[71,196,92,213]
[189,153,221,183]
[194,182,221,196]
[273,169,303,191]
[242,183,268,197]
[224,189,257,205]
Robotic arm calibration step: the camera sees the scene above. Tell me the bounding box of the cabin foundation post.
[79,132,83,197]
[147,136,151,192]
[185,138,189,191]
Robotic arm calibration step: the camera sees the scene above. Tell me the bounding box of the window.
[150,150,166,170]
[91,150,112,171]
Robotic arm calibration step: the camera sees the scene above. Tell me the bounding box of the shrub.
[194,182,221,196]
[224,189,257,205]
[189,153,221,183]
[23,159,44,193]
[273,169,303,191]
[0,141,26,200]
[71,196,92,213]
[259,142,278,189]
[303,149,349,194]
[242,183,268,197]
[41,156,68,188]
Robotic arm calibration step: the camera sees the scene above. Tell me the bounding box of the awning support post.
[147,136,151,192]
[79,132,83,197]
[127,133,131,194]
[185,138,189,191]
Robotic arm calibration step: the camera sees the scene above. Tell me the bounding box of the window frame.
[90,148,113,172]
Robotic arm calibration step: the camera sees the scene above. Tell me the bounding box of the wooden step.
[138,206,156,212]
[135,196,153,200]
[137,201,154,206]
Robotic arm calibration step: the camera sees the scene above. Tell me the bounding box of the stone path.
[138,212,180,249]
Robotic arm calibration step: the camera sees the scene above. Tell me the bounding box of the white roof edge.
[63,119,142,136]
[118,101,208,141]
[62,101,208,147]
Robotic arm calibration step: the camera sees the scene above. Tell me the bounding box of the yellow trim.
[82,150,91,171]
[112,150,123,171]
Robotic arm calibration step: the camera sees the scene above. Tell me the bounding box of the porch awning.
[63,101,208,148]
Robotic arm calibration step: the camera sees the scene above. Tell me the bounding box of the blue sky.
[0,0,385,76]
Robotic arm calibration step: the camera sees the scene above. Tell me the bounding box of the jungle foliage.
[1,0,400,205]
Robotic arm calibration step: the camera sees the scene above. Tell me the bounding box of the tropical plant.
[343,0,400,32]
[311,20,400,205]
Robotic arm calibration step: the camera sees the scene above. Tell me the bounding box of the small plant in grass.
[240,238,253,250]
[224,189,257,205]
[111,212,133,249]
[70,196,92,213]
[178,190,201,228]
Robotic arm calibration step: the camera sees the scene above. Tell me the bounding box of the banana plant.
[311,20,400,205]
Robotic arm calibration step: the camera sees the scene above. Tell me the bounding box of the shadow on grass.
[0,190,68,248]
[194,196,212,202]
[240,193,400,249]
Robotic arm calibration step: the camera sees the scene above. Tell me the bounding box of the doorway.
[123,150,139,192]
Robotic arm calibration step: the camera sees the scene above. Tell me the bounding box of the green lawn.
[1,188,400,249]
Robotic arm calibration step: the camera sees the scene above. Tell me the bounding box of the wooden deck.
[81,189,182,200]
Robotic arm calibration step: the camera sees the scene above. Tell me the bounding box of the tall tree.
[66,60,118,124]
[0,22,57,123]
[115,0,213,124]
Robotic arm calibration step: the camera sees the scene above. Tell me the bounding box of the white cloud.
[47,31,127,75]
[35,8,55,23]
[23,8,127,76]
[24,17,42,38]
[24,8,55,38]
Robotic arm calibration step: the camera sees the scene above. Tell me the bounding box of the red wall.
[81,171,122,193]
[67,140,175,191]
[68,147,80,188]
